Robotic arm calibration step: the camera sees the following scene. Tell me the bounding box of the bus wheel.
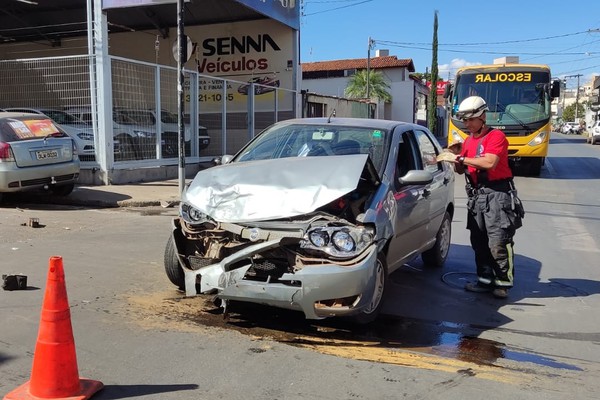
[528,157,543,176]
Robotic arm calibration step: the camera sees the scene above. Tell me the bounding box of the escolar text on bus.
[475,73,532,83]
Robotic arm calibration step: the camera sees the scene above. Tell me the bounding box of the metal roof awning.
[0,0,276,48]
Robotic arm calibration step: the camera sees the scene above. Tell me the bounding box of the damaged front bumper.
[170,219,379,320]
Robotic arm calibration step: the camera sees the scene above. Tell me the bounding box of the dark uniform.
[460,129,523,289]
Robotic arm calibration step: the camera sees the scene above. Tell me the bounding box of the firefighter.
[438,96,523,298]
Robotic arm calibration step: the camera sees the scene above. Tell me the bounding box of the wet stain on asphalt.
[125,290,583,384]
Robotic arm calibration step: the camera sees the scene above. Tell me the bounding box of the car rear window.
[0,117,66,142]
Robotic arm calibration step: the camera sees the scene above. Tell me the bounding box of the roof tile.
[302,56,415,73]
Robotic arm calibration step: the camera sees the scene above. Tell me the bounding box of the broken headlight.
[303,225,374,258]
[180,202,209,224]
[332,231,355,252]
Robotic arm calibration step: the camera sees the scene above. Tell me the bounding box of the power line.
[302,0,374,16]
[376,30,593,47]
[374,41,600,56]
[556,64,600,76]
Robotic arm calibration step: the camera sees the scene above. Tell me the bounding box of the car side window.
[397,132,418,178]
[413,129,442,174]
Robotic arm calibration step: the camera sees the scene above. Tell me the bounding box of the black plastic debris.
[2,274,28,290]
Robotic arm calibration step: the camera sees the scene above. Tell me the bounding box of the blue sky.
[299,0,600,88]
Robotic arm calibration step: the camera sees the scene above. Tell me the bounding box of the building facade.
[301,50,430,125]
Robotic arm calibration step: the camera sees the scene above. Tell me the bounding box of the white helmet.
[457,96,488,120]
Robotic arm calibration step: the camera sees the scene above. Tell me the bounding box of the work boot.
[465,282,492,293]
[492,288,509,299]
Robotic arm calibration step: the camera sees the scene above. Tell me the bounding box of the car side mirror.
[550,79,561,100]
[398,170,434,186]
[213,154,233,166]
[443,83,452,99]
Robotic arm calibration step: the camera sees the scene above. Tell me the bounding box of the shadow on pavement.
[95,384,199,400]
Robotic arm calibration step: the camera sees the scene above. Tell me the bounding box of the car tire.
[116,135,136,161]
[164,235,185,291]
[50,183,74,196]
[352,252,387,325]
[422,211,452,268]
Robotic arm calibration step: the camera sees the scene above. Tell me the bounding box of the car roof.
[0,111,48,119]
[274,117,417,131]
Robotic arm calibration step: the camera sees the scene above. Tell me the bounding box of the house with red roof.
[301,50,430,124]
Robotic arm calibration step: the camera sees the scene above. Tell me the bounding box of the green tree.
[344,69,392,103]
[412,72,442,82]
[563,100,589,122]
[427,10,439,134]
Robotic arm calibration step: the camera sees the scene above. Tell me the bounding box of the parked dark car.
[164,118,455,323]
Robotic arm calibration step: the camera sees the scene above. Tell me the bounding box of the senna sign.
[197,34,280,74]
[184,19,294,113]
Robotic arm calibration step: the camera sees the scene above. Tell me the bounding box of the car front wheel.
[352,253,387,324]
[422,211,452,267]
[164,235,185,291]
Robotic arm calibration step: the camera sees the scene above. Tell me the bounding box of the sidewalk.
[65,179,184,208]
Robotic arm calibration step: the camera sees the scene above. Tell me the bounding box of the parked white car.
[588,121,600,145]
[66,106,156,160]
[561,122,581,135]
[115,108,211,157]
[4,107,96,162]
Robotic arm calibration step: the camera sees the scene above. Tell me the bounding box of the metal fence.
[0,54,299,176]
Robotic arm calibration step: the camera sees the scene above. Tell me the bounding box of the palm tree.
[344,70,392,103]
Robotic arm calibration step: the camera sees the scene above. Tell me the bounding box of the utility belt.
[465,177,525,219]
[465,178,513,197]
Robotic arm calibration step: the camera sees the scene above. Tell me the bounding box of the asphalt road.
[1,132,599,400]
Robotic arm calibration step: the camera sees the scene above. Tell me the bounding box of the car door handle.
[443,177,450,185]
[423,188,431,198]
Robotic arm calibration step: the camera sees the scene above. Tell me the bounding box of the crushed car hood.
[184,154,379,223]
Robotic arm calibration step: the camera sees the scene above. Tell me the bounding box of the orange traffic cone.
[4,256,103,400]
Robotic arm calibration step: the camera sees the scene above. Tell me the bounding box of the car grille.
[188,256,218,270]
[79,155,96,162]
[20,173,77,188]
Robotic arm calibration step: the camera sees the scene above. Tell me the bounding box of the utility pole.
[565,74,583,121]
[366,37,375,118]
[562,79,566,119]
[177,0,186,194]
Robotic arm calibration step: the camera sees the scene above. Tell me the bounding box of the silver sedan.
[164,118,454,323]
[0,112,80,202]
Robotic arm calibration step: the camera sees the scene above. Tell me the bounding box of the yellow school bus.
[445,63,560,176]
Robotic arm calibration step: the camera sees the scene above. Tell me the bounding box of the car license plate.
[36,150,59,160]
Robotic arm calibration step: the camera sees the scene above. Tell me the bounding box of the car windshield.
[120,110,155,125]
[113,110,140,125]
[160,111,178,124]
[43,110,88,126]
[234,122,390,174]
[0,116,67,141]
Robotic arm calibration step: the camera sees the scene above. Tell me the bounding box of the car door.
[412,129,453,243]
[385,130,432,271]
